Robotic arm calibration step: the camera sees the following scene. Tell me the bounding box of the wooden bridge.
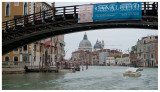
[2,2,158,55]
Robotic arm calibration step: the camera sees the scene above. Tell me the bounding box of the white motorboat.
[123,68,141,77]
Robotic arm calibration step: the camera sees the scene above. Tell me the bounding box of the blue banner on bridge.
[92,2,142,22]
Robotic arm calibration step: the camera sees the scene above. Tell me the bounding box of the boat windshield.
[126,68,139,73]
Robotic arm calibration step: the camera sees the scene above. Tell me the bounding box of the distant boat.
[123,68,141,77]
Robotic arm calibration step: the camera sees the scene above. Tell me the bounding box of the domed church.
[94,40,104,51]
[78,33,92,52]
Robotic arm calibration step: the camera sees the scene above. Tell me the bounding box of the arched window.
[24,2,28,15]
[23,56,28,62]
[34,45,36,51]
[23,45,27,51]
[14,56,18,61]
[34,56,36,62]
[40,57,42,62]
[5,3,10,16]
[5,56,10,62]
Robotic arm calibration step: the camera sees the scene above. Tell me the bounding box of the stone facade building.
[106,54,130,66]
[72,33,123,66]
[2,2,65,68]
[130,53,137,67]
[71,50,92,65]
[2,2,51,25]
[137,35,158,67]
[106,55,115,66]
[99,52,108,65]
[90,51,99,65]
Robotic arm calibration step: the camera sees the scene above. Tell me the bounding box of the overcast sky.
[49,2,158,59]
[64,29,157,59]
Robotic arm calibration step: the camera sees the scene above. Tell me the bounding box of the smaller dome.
[94,43,101,49]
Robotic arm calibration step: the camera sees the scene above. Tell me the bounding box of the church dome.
[94,40,103,51]
[94,43,101,49]
[78,33,92,52]
[79,40,92,48]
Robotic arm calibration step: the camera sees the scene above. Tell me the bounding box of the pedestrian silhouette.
[152,2,156,10]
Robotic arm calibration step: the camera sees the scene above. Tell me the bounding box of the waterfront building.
[115,58,122,65]
[121,57,130,66]
[72,33,123,66]
[72,49,123,66]
[106,55,115,66]
[155,42,158,67]
[99,52,109,65]
[90,51,99,65]
[2,2,51,23]
[130,53,137,67]
[137,35,158,67]
[54,35,65,63]
[115,54,130,66]
[71,50,92,65]
[2,2,65,68]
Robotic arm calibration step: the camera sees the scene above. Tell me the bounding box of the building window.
[14,2,19,6]
[5,3,10,16]
[24,2,28,15]
[51,48,52,54]
[23,45,27,51]
[14,56,18,61]
[23,56,28,62]
[144,40,146,44]
[5,56,10,62]
[151,54,153,58]
[48,55,50,60]
[40,57,42,62]
[34,56,36,62]
[40,46,42,52]
[34,45,36,51]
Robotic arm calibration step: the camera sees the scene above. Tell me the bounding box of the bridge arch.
[2,2,158,55]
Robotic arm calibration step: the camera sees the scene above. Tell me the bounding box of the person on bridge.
[152,2,156,10]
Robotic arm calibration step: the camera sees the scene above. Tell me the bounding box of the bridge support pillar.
[62,15,66,20]
[5,21,8,32]
[63,7,66,20]
[13,18,17,30]
[144,2,146,15]
[32,3,36,25]
[42,11,46,23]
[52,17,55,22]
[73,6,76,18]
[52,8,56,22]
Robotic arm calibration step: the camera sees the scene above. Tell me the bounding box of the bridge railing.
[2,2,158,35]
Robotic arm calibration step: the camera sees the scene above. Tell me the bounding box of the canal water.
[2,66,158,90]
